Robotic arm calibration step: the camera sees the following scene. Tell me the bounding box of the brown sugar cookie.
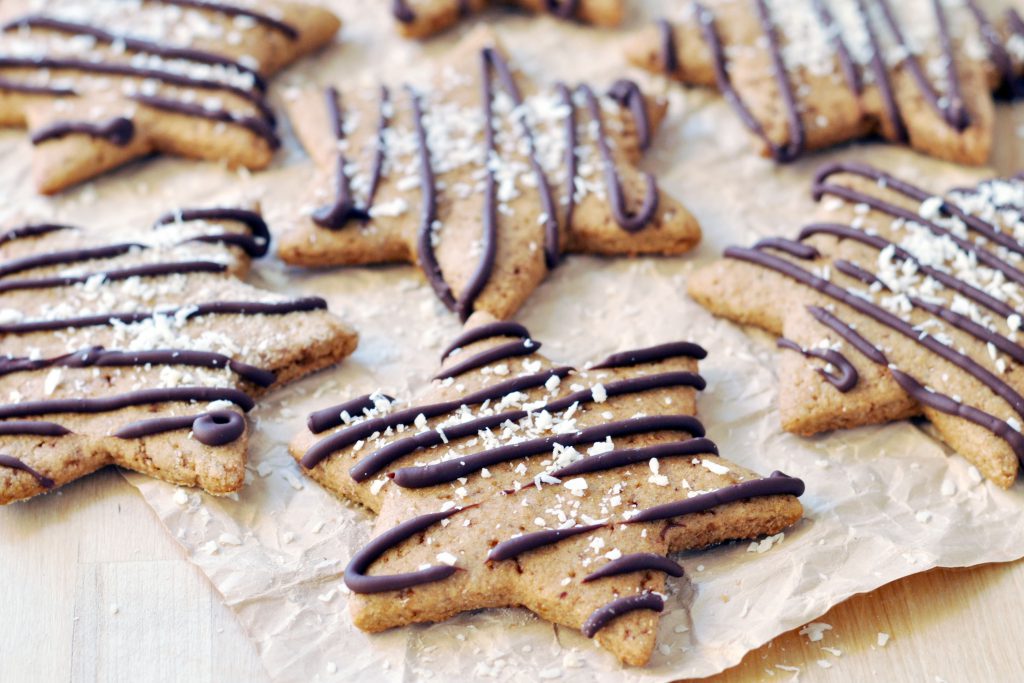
[626,0,1024,165]
[391,0,624,39]
[0,0,340,194]
[689,161,1024,488]
[0,206,358,505]
[289,313,805,666]
[278,28,702,321]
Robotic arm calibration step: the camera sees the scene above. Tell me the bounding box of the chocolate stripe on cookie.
[592,341,707,369]
[440,321,532,360]
[582,553,685,583]
[0,421,71,436]
[0,297,328,334]
[154,0,299,39]
[153,207,271,257]
[0,454,55,488]
[0,260,228,294]
[128,93,279,147]
[487,523,604,562]
[30,117,135,146]
[0,347,276,388]
[0,224,76,247]
[582,592,664,638]
[434,339,540,380]
[0,387,255,419]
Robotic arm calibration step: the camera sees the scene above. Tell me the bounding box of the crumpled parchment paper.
[4,1,1024,680]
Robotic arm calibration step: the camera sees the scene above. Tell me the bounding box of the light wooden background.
[1,469,1021,682]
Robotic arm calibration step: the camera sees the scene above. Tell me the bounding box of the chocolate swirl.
[582,592,664,638]
[582,553,684,583]
[0,454,54,489]
[30,117,135,147]
[115,409,246,446]
[776,338,858,393]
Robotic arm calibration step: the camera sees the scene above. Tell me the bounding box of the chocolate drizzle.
[0,223,76,247]
[0,454,54,489]
[115,409,246,446]
[0,260,228,294]
[0,347,276,388]
[0,297,327,335]
[31,117,135,147]
[626,471,806,524]
[0,387,255,420]
[390,416,708,489]
[153,207,271,257]
[312,86,390,229]
[777,338,858,393]
[658,18,678,74]
[0,421,71,437]
[440,321,531,360]
[582,552,684,583]
[434,339,539,380]
[592,340,707,369]
[344,507,467,593]
[751,0,804,161]
[549,437,719,479]
[155,0,299,40]
[128,93,279,148]
[488,523,603,562]
[582,592,664,638]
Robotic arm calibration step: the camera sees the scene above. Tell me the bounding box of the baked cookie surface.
[290,313,804,666]
[279,28,702,320]
[627,0,1024,164]
[690,161,1024,488]
[0,0,340,193]
[391,0,624,38]
[0,207,358,504]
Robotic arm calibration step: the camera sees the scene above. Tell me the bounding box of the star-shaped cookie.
[0,0,340,193]
[290,313,805,665]
[689,161,1024,488]
[626,0,1024,164]
[0,206,358,505]
[391,0,624,39]
[278,28,702,321]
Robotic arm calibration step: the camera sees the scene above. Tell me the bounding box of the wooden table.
[2,468,1021,682]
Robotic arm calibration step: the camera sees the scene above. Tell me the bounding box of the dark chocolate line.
[965,0,1019,98]
[440,321,531,361]
[578,84,659,230]
[810,0,862,95]
[0,347,275,387]
[592,341,707,369]
[0,297,327,334]
[434,339,539,380]
[545,0,580,19]
[390,416,708,489]
[550,437,718,478]
[128,93,279,147]
[0,421,71,436]
[777,338,858,393]
[548,81,576,268]
[0,243,141,279]
[2,16,266,90]
[0,223,77,247]
[344,506,467,594]
[626,470,805,524]
[0,76,75,96]
[753,237,820,261]
[0,260,228,294]
[488,523,603,562]
[154,207,270,258]
[0,387,255,420]
[582,553,684,583]
[31,117,135,147]
[608,79,651,152]
[408,85,456,312]
[0,454,54,488]
[0,56,271,119]
[304,365,571,448]
[657,18,678,75]
[752,0,804,161]
[582,592,664,638]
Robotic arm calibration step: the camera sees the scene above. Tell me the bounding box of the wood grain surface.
[1,469,1021,682]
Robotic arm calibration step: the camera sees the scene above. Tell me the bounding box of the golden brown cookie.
[0,206,358,505]
[290,313,805,666]
[391,0,624,39]
[689,161,1024,488]
[278,28,702,321]
[0,0,340,193]
[626,0,1024,164]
